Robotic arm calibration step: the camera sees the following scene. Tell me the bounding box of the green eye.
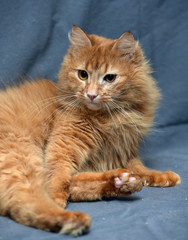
[78,70,88,80]
[104,74,117,83]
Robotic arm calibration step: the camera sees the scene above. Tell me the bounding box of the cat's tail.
[0,184,91,236]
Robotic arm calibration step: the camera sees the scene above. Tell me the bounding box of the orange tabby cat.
[0,26,180,236]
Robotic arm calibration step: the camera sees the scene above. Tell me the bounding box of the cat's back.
[0,79,57,137]
[0,78,56,104]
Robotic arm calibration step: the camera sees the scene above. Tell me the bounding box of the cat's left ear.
[112,31,136,61]
[69,25,91,48]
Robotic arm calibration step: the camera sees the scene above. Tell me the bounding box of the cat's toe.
[114,177,123,188]
[114,172,130,188]
[124,175,143,193]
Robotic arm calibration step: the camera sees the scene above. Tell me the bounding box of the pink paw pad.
[114,172,131,188]
[114,173,137,189]
[129,177,136,182]
[122,172,129,178]
[115,177,123,188]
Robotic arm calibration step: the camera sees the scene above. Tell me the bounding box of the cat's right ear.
[68,25,91,49]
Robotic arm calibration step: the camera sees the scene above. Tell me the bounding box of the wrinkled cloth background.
[0,0,188,239]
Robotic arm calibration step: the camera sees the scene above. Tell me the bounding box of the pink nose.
[87,94,98,102]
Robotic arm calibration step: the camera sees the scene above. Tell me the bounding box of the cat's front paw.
[103,169,143,197]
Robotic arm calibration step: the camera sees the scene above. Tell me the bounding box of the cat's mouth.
[77,93,103,111]
[86,101,101,110]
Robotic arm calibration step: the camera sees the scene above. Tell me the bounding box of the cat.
[0,25,181,236]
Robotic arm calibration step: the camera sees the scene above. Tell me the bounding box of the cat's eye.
[78,70,88,81]
[103,74,117,83]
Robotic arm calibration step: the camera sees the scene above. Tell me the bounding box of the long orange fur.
[0,26,181,236]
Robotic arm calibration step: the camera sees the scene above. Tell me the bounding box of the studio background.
[0,1,188,240]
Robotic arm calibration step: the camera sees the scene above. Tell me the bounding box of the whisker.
[24,98,58,119]
[42,105,64,133]
[23,95,76,120]
[57,99,80,131]
[42,98,80,133]
[46,98,78,123]
[106,102,122,125]
[105,103,118,128]
[50,82,64,92]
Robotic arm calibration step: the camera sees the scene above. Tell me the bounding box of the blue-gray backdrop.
[0,1,188,240]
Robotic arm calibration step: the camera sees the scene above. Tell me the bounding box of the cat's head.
[58,26,159,114]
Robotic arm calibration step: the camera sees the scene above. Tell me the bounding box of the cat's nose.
[87,94,98,102]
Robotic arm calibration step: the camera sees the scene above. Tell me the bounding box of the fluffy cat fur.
[0,26,181,236]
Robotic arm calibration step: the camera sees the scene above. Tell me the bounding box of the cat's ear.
[69,25,91,48]
[112,31,136,61]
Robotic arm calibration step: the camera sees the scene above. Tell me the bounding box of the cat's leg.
[126,157,181,187]
[0,132,91,236]
[45,138,79,207]
[45,120,96,208]
[69,169,143,202]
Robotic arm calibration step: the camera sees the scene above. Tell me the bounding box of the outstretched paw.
[142,171,181,187]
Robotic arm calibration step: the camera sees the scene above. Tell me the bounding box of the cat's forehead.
[80,47,118,74]
[85,58,111,74]
[77,60,117,75]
